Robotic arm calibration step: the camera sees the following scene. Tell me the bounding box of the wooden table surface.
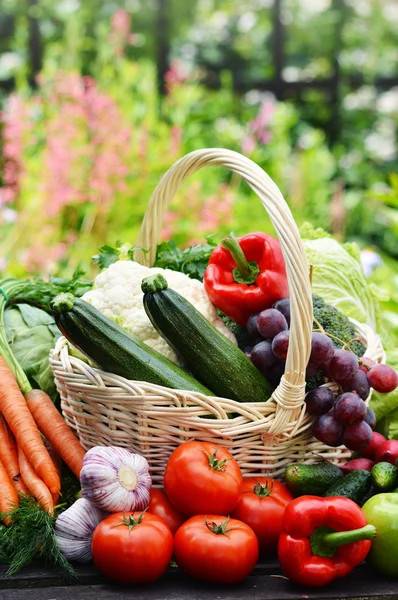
[1,560,398,600]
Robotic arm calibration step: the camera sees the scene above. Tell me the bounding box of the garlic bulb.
[80,446,152,512]
[55,498,107,563]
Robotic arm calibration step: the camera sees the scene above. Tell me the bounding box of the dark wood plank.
[1,562,398,600]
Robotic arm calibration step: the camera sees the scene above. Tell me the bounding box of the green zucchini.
[141,274,272,403]
[51,293,213,396]
[324,470,372,504]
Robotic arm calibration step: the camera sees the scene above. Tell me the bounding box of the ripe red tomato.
[174,514,259,584]
[164,441,243,516]
[147,488,186,534]
[231,477,293,554]
[92,511,173,584]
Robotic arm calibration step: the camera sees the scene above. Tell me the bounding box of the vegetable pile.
[0,225,397,591]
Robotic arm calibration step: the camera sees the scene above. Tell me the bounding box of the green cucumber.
[284,461,344,497]
[51,293,213,396]
[371,462,398,492]
[324,470,372,504]
[141,274,272,403]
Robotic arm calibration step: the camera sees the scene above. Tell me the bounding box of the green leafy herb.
[4,304,61,400]
[92,244,122,269]
[155,236,218,280]
[0,496,75,578]
[92,237,218,281]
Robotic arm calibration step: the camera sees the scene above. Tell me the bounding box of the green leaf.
[92,244,121,269]
[4,304,61,400]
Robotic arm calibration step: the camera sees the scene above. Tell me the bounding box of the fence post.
[27,0,42,88]
[329,0,346,145]
[156,0,170,96]
[272,0,284,100]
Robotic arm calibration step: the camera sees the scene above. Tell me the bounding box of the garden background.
[0,0,397,331]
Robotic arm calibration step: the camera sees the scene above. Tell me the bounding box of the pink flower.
[165,60,189,93]
[242,97,275,154]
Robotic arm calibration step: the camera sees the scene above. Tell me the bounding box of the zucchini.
[324,470,372,504]
[141,274,272,403]
[51,293,213,396]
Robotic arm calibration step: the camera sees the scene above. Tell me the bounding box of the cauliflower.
[83,260,237,364]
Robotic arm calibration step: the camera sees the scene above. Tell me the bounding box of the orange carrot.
[25,389,85,479]
[0,458,19,525]
[43,438,62,505]
[18,448,54,516]
[0,356,60,496]
[0,414,28,495]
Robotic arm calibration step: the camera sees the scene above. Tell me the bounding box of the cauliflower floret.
[83,261,237,364]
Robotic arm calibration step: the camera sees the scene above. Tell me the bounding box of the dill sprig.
[0,496,76,578]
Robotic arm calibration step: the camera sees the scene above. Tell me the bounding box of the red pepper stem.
[221,235,260,285]
[322,524,376,548]
[221,235,250,277]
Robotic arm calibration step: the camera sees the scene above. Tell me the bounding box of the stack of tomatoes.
[92,441,292,585]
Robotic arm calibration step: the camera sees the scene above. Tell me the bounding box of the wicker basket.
[50,149,385,482]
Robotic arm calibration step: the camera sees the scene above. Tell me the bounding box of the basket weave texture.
[50,149,386,481]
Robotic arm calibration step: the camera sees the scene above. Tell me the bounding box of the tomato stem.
[205,516,233,536]
[113,509,148,533]
[253,478,273,498]
[205,449,233,472]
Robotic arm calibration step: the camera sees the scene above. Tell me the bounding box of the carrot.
[0,414,29,495]
[0,458,19,525]
[43,438,62,505]
[18,448,54,516]
[25,389,85,479]
[0,356,60,496]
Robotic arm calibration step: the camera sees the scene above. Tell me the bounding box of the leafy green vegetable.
[0,496,75,578]
[4,304,61,399]
[300,223,378,329]
[155,236,218,280]
[92,237,218,281]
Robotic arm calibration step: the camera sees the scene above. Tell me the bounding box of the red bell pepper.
[278,496,376,587]
[203,233,289,326]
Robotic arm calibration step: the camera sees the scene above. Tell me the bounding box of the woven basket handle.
[135,148,313,410]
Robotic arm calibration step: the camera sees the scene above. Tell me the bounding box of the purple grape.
[341,369,370,401]
[257,309,288,340]
[312,414,344,447]
[251,340,278,371]
[305,387,335,416]
[334,393,367,425]
[246,313,259,338]
[272,331,290,360]
[328,349,359,385]
[272,298,291,327]
[342,421,373,451]
[364,406,376,430]
[265,360,285,389]
[310,333,335,365]
[306,361,321,379]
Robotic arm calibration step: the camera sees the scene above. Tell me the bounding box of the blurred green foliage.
[0,0,396,290]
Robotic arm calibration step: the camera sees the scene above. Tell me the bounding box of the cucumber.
[324,470,372,504]
[284,461,343,497]
[141,274,272,403]
[371,462,398,492]
[51,293,213,396]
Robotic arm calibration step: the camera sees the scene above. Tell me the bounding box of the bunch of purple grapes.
[246,298,398,452]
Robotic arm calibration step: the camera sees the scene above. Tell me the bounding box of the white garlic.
[54,498,107,563]
[80,446,152,512]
